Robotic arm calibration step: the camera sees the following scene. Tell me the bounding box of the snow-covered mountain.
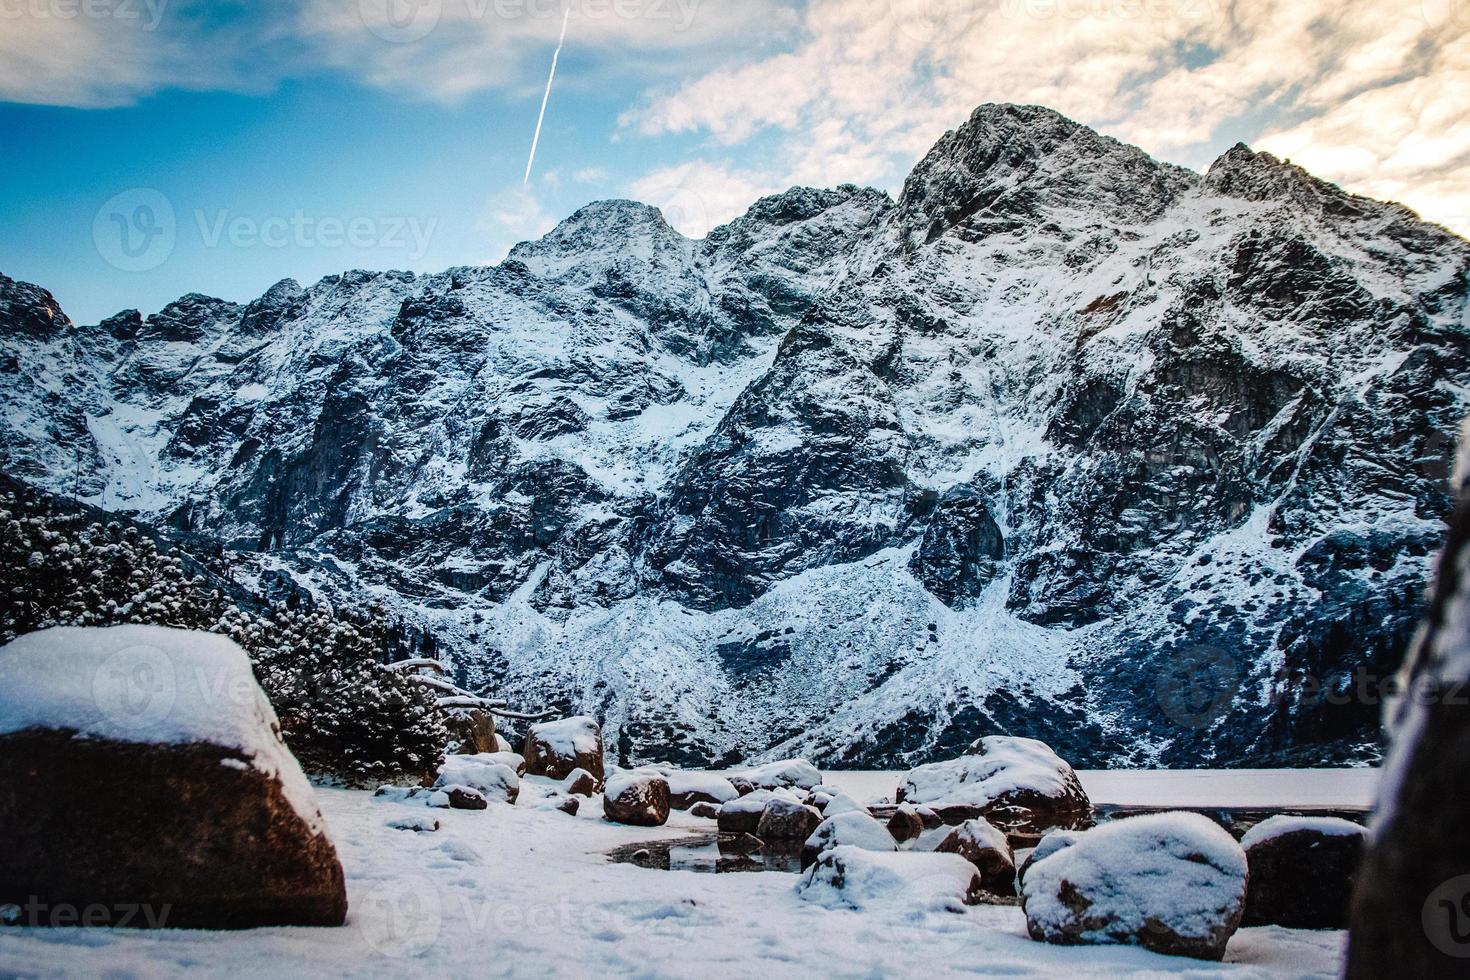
[5,104,1468,768]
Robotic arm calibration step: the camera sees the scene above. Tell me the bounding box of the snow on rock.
[560,767,599,796]
[1018,829,1085,884]
[666,771,739,809]
[0,625,348,928]
[602,770,670,826]
[756,797,823,840]
[1241,816,1366,930]
[523,716,605,786]
[934,818,1016,896]
[800,810,898,869]
[387,814,440,832]
[716,788,801,834]
[436,756,521,804]
[1021,812,1248,960]
[797,845,984,912]
[0,625,326,831]
[1239,814,1367,850]
[897,737,1090,823]
[730,758,823,791]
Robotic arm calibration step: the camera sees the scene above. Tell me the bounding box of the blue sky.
[3,0,1467,324]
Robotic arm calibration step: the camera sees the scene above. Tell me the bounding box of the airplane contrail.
[524,7,571,186]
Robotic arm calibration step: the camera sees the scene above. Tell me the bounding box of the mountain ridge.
[4,102,1469,769]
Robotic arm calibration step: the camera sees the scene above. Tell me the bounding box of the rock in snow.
[666,771,740,809]
[1018,829,1085,885]
[716,788,799,834]
[898,737,1090,824]
[0,625,348,928]
[436,756,520,805]
[756,797,823,840]
[602,770,670,826]
[934,818,1017,896]
[1240,815,1365,929]
[730,759,823,791]
[1021,812,1247,960]
[801,810,899,869]
[522,716,605,786]
[797,845,984,912]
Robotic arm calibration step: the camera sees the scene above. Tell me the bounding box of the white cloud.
[626,160,790,238]
[479,185,558,260]
[620,0,1470,236]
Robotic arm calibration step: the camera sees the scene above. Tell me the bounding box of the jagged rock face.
[3,104,1468,769]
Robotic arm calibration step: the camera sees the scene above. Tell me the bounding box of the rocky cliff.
[4,104,1467,768]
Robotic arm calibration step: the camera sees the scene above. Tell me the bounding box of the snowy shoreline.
[0,769,1362,978]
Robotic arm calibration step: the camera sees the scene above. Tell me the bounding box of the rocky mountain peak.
[895,103,1197,244]
[0,272,72,339]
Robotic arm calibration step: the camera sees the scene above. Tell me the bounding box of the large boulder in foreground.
[1242,815,1366,929]
[603,771,670,827]
[756,798,822,840]
[0,626,347,929]
[522,716,604,787]
[898,736,1089,829]
[1348,448,1470,976]
[1021,813,1247,961]
[798,845,984,911]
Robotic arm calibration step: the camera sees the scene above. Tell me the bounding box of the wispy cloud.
[619,0,1470,236]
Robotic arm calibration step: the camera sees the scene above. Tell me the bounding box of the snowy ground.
[0,771,1368,978]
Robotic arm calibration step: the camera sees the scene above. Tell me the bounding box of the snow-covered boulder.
[756,797,823,840]
[801,811,898,869]
[898,737,1090,827]
[731,758,822,791]
[1017,829,1084,885]
[1241,815,1366,929]
[523,716,604,787]
[440,785,489,810]
[560,767,598,796]
[1021,813,1247,961]
[935,818,1016,896]
[603,771,670,827]
[689,801,721,819]
[818,792,865,817]
[716,788,801,834]
[797,846,984,912]
[888,803,925,842]
[469,750,527,775]
[667,771,739,810]
[436,756,519,804]
[0,626,347,928]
